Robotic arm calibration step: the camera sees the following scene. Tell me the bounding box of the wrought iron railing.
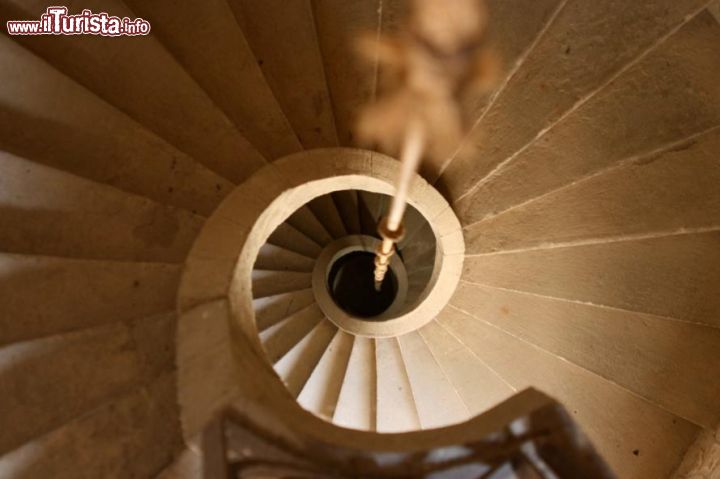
[200,388,615,479]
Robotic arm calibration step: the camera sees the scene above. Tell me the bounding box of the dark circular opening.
[328,251,398,319]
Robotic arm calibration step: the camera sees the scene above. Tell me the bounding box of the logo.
[6,6,151,36]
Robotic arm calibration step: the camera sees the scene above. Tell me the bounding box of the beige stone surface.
[229,0,339,149]
[313,0,382,145]
[1,322,137,453]
[0,374,181,479]
[251,270,312,299]
[254,243,316,272]
[0,152,202,262]
[673,428,720,479]
[470,0,565,118]
[440,306,699,479]
[253,289,316,333]
[456,12,720,225]
[398,331,469,429]
[156,447,201,479]
[425,0,566,180]
[440,0,710,202]
[358,191,388,238]
[0,35,231,216]
[259,303,325,364]
[420,321,515,416]
[452,282,720,428]
[308,194,348,239]
[268,222,324,259]
[177,256,236,312]
[375,337,421,432]
[463,231,720,328]
[333,336,376,431]
[398,206,430,250]
[374,0,407,91]
[2,0,267,184]
[297,330,353,419]
[274,319,337,396]
[358,190,389,225]
[286,206,334,247]
[274,148,374,187]
[125,0,301,162]
[0,313,173,455]
[332,190,363,234]
[0,254,179,345]
[176,300,240,440]
[464,127,720,254]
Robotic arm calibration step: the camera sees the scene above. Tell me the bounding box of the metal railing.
[201,388,615,479]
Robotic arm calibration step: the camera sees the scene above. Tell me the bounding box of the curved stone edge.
[176,148,465,445]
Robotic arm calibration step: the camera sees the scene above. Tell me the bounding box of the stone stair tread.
[273,318,338,396]
[331,190,362,235]
[439,305,700,479]
[260,303,324,363]
[333,336,376,431]
[267,222,323,259]
[0,35,230,215]
[375,337,421,433]
[253,289,316,333]
[124,0,302,161]
[286,206,335,247]
[254,243,316,273]
[420,321,515,416]
[297,330,354,419]
[307,195,347,239]
[398,331,469,429]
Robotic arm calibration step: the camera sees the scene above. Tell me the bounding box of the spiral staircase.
[1,1,720,478]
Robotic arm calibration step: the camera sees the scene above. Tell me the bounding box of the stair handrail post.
[374,117,424,289]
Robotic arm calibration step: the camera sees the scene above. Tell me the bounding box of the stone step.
[0,253,179,346]
[254,244,316,273]
[229,0,338,149]
[333,336,376,431]
[297,330,354,419]
[0,35,230,215]
[0,373,181,479]
[419,321,515,416]
[456,11,720,225]
[0,0,267,186]
[267,222,323,259]
[286,206,334,247]
[273,318,337,396]
[463,231,720,329]
[253,289,316,333]
[0,152,202,262]
[375,337,421,433]
[251,270,312,299]
[452,281,720,428]
[464,126,720,254]
[313,0,382,145]
[307,194,347,239]
[422,0,567,179]
[124,0,301,161]
[439,305,699,479]
[357,191,385,237]
[397,331,469,429]
[259,303,324,364]
[397,206,429,250]
[441,0,711,202]
[332,190,362,235]
[0,313,174,455]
